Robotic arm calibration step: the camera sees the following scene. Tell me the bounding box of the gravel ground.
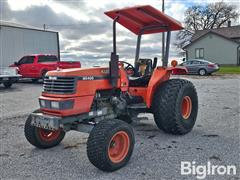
[0,75,239,180]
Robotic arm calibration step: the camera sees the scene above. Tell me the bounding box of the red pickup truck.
[11,55,81,82]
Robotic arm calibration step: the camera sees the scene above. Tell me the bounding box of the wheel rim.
[38,128,61,142]
[200,69,205,75]
[181,96,192,119]
[108,131,130,163]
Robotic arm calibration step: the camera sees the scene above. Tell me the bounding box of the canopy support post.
[134,33,142,70]
[113,16,119,54]
[163,31,171,67]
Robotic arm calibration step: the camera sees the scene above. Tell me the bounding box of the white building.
[0,21,59,67]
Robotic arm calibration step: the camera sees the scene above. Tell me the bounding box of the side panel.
[76,79,114,96]
[128,67,171,108]
[18,56,35,77]
[146,68,170,108]
[38,65,57,78]
[129,87,147,102]
[28,56,39,77]
[119,68,129,92]
[44,67,124,98]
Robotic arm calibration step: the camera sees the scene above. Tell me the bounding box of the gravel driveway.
[0,75,239,180]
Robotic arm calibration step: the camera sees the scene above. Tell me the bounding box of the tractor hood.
[46,67,110,77]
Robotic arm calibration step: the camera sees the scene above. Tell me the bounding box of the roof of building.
[192,25,240,41]
[0,20,57,33]
[183,25,240,49]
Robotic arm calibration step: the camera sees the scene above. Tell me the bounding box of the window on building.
[195,48,204,59]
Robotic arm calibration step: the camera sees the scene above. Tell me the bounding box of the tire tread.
[24,111,65,149]
[152,79,198,135]
[87,119,134,171]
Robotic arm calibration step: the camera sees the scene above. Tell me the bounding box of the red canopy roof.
[105,5,183,35]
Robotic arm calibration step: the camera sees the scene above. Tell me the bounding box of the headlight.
[60,100,74,109]
[51,101,60,109]
[39,99,74,110]
[39,100,46,107]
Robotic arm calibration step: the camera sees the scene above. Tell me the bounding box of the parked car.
[10,55,81,82]
[179,59,219,75]
[0,67,21,88]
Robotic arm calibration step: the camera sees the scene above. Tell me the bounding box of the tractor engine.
[39,67,129,117]
[92,90,129,117]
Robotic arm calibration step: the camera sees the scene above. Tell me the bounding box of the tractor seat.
[129,58,153,87]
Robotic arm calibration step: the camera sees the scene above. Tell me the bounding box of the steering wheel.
[119,61,135,71]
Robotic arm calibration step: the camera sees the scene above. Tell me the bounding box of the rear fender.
[145,68,171,108]
[167,66,188,75]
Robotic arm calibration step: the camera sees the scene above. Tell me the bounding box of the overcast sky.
[0,0,239,67]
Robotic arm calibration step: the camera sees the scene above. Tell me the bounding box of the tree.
[175,1,239,50]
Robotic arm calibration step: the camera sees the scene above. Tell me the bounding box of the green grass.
[217,66,240,74]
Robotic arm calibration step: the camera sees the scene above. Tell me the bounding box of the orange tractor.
[24,5,198,171]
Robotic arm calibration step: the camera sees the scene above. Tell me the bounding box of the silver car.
[180,59,220,76]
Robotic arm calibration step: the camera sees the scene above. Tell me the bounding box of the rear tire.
[24,109,65,149]
[152,79,198,135]
[41,70,48,80]
[198,69,207,76]
[3,81,12,88]
[87,119,134,172]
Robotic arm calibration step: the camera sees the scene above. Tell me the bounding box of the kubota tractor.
[24,5,198,172]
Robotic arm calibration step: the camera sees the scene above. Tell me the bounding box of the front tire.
[3,81,12,88]
[152,79,198,135]
[87,119,135,171]
[41,70,48,80]
[24,110,65,149]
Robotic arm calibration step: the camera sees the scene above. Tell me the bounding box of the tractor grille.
[43,76,76,94]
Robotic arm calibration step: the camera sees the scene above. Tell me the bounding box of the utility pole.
[162,0,165,65]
